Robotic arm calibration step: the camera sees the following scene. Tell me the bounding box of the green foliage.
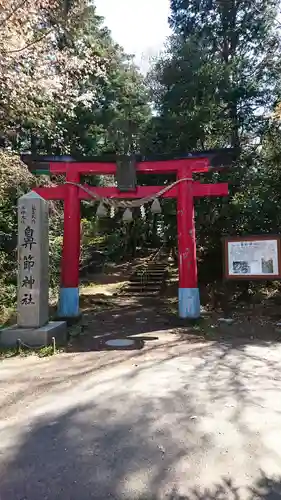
[0,153,34,316]
[0,152,65,319]
[139,0,281,283]
[147,0,281,151]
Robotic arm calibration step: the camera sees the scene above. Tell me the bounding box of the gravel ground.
[1,330,281,500]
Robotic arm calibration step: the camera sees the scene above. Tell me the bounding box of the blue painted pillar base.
[58,287,80,318]
[179,288,200,319]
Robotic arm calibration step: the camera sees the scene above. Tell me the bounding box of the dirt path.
[1,333,281,499]
[2,265,281,499]
[75,261,281,351]
[68,288,281,353]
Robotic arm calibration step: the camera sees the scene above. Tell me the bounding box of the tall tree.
[167,0,281,149]
[142,0,281,276]
[0,0,150,155]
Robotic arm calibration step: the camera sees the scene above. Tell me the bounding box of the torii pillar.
[177,165,200,317]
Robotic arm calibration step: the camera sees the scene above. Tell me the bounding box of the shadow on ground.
[1,337,281,499]
[67,290,281,353]
[67,296,186,352]
[1,392,281,499]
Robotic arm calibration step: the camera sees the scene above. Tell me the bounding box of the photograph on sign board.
[227,239,279,277]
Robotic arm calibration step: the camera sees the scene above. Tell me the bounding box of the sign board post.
[223,235,281,280]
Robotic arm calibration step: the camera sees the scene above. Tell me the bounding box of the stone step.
[127,286,162,292]
[139,263,166,267]
[128,283,163,288]
[121,261,169,297]
[135,268,166,273]
[146,271,166,274]
[122,291,159,297]
[133,275,165,280]
[135,271,161,275]
[132,274,166,280]
[147,270,166,273]
[129,280,163,285]
[135,270,166,274]
[132,276,166,285]
[141,274,166,278]
[132,279,165,284]
[128,282,163,287]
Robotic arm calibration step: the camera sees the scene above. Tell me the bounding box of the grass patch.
[0,347,18,360]
[165,297,178,316]
[0,305,16,328]
[0,343,62,360]
[192,319,218,339]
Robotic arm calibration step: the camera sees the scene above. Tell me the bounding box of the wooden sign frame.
[223,235,281,280]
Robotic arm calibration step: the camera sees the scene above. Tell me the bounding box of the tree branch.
[0,0,29,28]
[7,28,54,53]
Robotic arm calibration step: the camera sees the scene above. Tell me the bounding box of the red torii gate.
[22,149,235,319]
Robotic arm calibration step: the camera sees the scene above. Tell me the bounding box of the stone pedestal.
[0,191,67,348]
[0,322,67,348]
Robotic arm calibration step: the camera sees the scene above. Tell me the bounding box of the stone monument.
[0,192,67,347]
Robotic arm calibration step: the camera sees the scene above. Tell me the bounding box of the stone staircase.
[122,260,168,297]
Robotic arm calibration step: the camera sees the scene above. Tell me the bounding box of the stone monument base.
[0,321,67,348]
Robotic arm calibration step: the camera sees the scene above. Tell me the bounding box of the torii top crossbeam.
[22,148,236,175]
[22,148,237,320]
